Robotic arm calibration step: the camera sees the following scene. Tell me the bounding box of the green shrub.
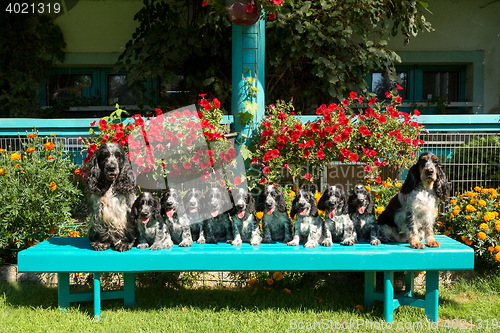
[0,132,82,252]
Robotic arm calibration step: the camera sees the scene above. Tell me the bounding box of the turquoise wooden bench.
[18,235,473,323]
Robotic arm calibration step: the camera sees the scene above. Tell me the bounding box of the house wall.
[387,0,500,114]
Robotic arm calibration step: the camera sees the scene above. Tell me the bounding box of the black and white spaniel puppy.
[230,188,261,246]
[317,186,351,246]
[378,151,451,249]
[287,190,323,248]
[131,192,172,250]
[160,188,193,247]
[183,188,206,244]
[88,142,137,252]
[257,185,293,243]
[202,187,234,244]
[346,184,381,246]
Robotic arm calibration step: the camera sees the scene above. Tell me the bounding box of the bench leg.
[364,271,376,308]
[94,273,101,322]
[405,271,414,297]
[123,273,135,307]
[383,271,394,323]
[425,270,439,323]
[57,273,70,310]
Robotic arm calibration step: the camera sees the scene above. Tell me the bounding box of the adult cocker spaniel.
[377,151,451,249]
[88,143,137,252]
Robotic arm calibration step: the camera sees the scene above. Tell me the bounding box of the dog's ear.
[130,197,140,221]
[176,194,187,217]
[246,194,256,214]
[88,150,104,194]
[160,192,167,216]
[435,165,451,201]
[289,194,298,219]
[366,188,375,215]
[317,189,328,211]
[276,190,288,213]
[256,189,266,213]
[153,195,162,220]
[401,163,420,195]
[115,154,136,195]
[347,191,356,215]
[308,193,319,217]
[340,190,349,215]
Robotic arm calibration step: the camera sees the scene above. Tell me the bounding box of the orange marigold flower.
[479,223,489,230]
[496,223,500,232]
[484,212,496,222]
[46,155,54,160]
[10,152,21,160]
[69,231,79,237]
[466,205,476,212]
[496,253,500,263]
[488,247,495,252]
[49,181,57,191]
[267,278,274,285]
[450,200,457,205]
[273,272,283,281]
[467,191,475,197]
[26,147,35,153]
[470,198,475,205]
[256,211,264,220]
[0,148,5,154]
[314,191,322,203]
[466,215,471,219]
[27,133,37,139]
[478,200,487,207]
[0,168,7,176]
[283,288,291,294]
[465,239,473,246]
[495,246,500,252]
[477,232,487,240]
[452,209,460,215]
[474,186,482,192]
[376,206,385,214]
[454,205,460,210]
[249,277,257,287]
[74,168,83,175]
[355,305,364,311]
[44,142,55,150]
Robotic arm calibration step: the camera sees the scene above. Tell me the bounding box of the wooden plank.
[18,235,474,273]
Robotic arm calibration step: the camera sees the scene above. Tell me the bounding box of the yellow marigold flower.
[50,133,57,137]
[453,210,460,215]
[496,253,500,263]
[376,206,385,214]
[450,200,457,205]
[474,186,482,192]
[10,152,21,160]
[375,195,381,201]
[478,200,486,207]
[27,133,37,139]
[49,181,57,191]
[44,142,55,151]
[495,246,500,252]
[69,231,79,237]
[495,212,499,217]
[454,205,460,210]
[495,202,499,208]
[467,191,475,197]
[267,278,274,285]
[288,190,296,199]
[314,191,321,203]
[466,205,476,212]
[488,247,495,252]
[466,215,471,219]
[273,272,283,281]
[477,232,487,240]
[255,211,264,220]
[248,277,257,287]
[479,223,489,230]
[26,147,35,153]
[395,182,402,187]
[365,185,371,192]
[283,288,291,294]
[484,212,496,222]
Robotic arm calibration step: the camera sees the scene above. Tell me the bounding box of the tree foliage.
[118,0,432,113]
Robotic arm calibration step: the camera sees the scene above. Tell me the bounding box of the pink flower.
[234,177,242,185]
[263,166,270,174]
[273,0,283,5]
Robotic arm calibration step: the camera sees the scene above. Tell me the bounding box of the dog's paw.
[137,243,149,250]
[321,239,333,247]
[115,241,133,252]
[304,241,317,248]
[232,239,242,246]
[250,239,261,246]
[426,239,440,248]
[370,239,382,246]
[179,239,193,247]
[410,240,426,249]
[342,239,355,246]
[287,240,299,246]
[91,241,111,251]
[150,244,164,251]
[196,237,206,244]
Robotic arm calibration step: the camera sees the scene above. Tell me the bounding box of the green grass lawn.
[1,273,499,332]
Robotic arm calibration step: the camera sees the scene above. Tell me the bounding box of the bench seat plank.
[18,235,473,273]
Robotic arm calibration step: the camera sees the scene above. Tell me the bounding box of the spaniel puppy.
[378,152,451,249]
[346,184,381,246]
[257,185,293,243]
[317,186,351,246]
[287,190,323,248]
[160,188,193,247]
[88,143,137,252]
[131,192,172,250]
[230,188,261,246]
[183,188,206,244]
[202,187,233,244]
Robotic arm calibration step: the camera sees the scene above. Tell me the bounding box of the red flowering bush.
[252,89,424,185]
[203,0,284,21]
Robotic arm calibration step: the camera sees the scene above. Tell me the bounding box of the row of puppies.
[132,185,377,250]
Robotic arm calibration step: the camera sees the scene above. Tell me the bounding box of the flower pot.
[226,0,260,26]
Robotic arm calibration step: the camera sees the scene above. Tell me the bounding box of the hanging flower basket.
[225,0,260,26]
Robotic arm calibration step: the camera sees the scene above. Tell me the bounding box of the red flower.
[395,83,403,90]
[246,3,253,12]
[135,156,144,167]
[342,99,349,106]
[202,1,208,7]
[359,126,372,136]
[234,177,242,185]
[263,166,270,174]
[349,153,358,162]
[317,150,324,160]
[303,150,311,158]
[385,92,393,99]
[213,98,221,109]
[349,91,357,99]
[273,0,283,4]
[183,161,192,170]
[260,178,267,184]
[303,173,312,181]
[374,160,381,167]
[395,96,402,104]
[376,176,382,183]
[364,165,372,172]
[414,109,421,116]
[250,158,259,165]
[269,13,276,20]
[378,115,386,124]
[368,97,377,105]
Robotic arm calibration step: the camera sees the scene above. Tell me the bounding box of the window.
[46,74,92,106]
[371,72,408,100]
[107,74,142,106]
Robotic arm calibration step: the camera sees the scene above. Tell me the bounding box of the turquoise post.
[425,270,439,322]
[231,18,265,144]
[383,271,394,323]
[94,273,101,322]
[57,272,70,309]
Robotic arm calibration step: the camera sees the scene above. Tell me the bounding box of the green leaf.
[239,144,253,161]
[203,77,215,86]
